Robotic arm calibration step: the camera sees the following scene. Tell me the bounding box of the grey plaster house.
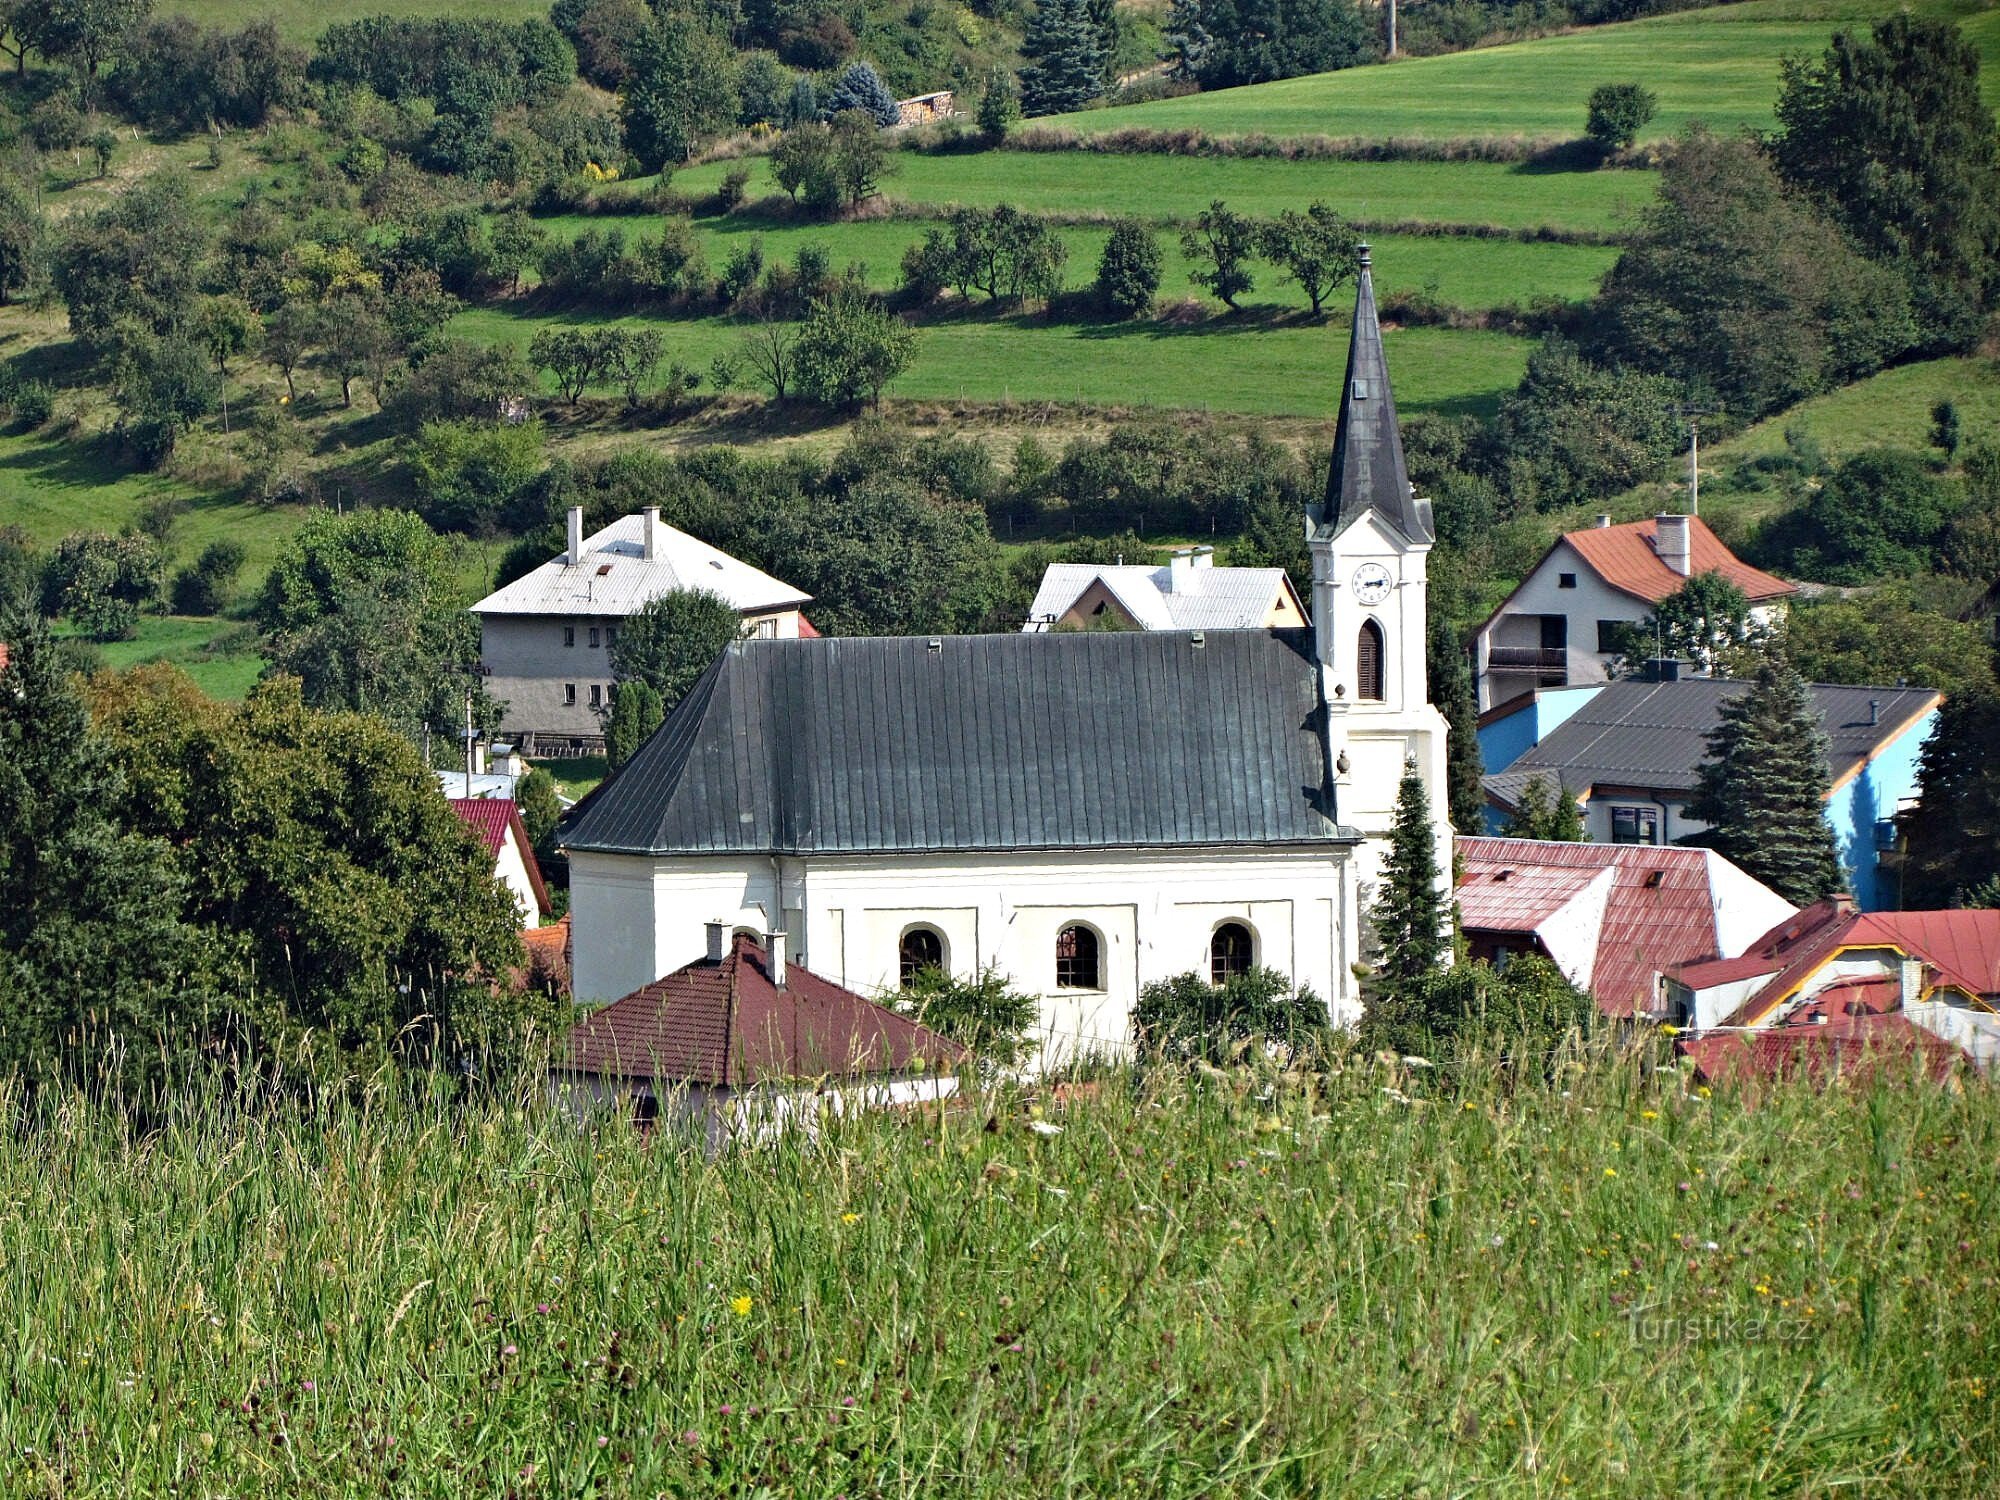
[472,507,811,752]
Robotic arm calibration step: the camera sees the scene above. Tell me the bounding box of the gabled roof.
[1677,1012,1959,1085]
[1319,247,1432,547]
[564,935,964,1087]
[471,513,810,618]
[1484,679,1940,811]
[1457,836,1797,1017]
[1558,516,1796,606]
[1023,562,1302,633]
[449,797,550,916]
[558,630,1352,857]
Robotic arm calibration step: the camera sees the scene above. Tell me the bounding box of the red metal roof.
[1670,952,1785,989]
[449,797,550,916]
[1678,1012,1959,1085]
[1705,904,2000,1026]
[797,615,821,639]
[1560,516,1797,605]
[565,935,965,1087]
[1458,838,1758,1018]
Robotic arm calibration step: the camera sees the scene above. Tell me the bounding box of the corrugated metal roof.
[1023,563,1297,632]
[558,629,1352,856]
[1320,249,1432,546]
[1707,904,2000,1026]
[1678,1013,1959,1085]
[471,514,810,618]
[565,935,963,1086]
[1562,516,1796,605]
[1485,680,1939,809]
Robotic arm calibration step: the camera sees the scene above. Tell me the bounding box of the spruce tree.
[1371,760,1446,990]
[1500,775,1585,842]
[1685,658,1844,903]
[1898,646,2000,907]
[1019,0,1105,117]
[1428,618,1485,833]
[605,679,664,770]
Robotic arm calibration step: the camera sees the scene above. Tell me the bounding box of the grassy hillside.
[1042,0,2000,143]
[6,1047,1995,1493]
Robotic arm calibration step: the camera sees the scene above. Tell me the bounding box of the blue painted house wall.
[1830,708,1935,911]
[1478,686,1603,776]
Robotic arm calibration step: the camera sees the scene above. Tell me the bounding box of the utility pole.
[1388,0,1397,55]
[1673,403,1717,515]
[464,691,474,798]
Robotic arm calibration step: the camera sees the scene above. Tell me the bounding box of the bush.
[1134,967,1329,1063]
[41,532,165,642]
[894,964,1040,1068]
[10,380,54,429]
[1358,955,1597,1067]
[717,165,752,212]
[1094,220,1163,318]
[168,540,247,616]
[1585,82,1657,151]
[407,420,548,535]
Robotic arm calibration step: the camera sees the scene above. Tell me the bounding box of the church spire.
[1320,245,1433,545]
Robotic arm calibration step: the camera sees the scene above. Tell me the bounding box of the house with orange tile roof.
[1473,512,1797,712]
[1455,837,1797,1019]
[556,925,963,1142]
[1666,899,2000,1078]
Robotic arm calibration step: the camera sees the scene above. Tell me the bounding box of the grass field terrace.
[3,1045,1995,1494]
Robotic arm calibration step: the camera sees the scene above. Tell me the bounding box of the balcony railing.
[1486,646,1568,674]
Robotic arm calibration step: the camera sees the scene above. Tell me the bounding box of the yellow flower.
[1641,1110,1659,1120]
[841,1212,861,1225]
[1603,1168,1618,1177]
[1660,1024,1680,1036]
[1462,1101,1477,1111]
[730,1295,753,1318]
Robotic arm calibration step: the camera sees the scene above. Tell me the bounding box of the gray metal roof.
[1023,561,1298,632]
[1320,247,1433,547]
[1485,679,1941,808]
[559,630,1355,856]
[471,514,810,619]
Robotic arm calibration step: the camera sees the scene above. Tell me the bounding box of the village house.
[555,927,963,1143]
[1668,900,2000,1078]
[1480,674,1939,909]
[471,507,813,754]
[448,797,551,926]
[1473,514,1797,712]
[1021,548,1308,633]
[1454,836,1798,1019]
[557,248,1454,1059]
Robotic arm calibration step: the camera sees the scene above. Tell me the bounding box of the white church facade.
[558,249,1452,1059]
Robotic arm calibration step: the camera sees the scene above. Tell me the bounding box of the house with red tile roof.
[1455,836,1797,1018]
[1473,513,1797,712]
[1664,901,2000,1076]
[449,797,550,926]
[558,927,964,1140]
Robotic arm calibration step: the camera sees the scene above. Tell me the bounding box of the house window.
[563,683,577,706]
[588,683,602,709]
[754,618,778,639]
[1558,572,1578,589]
[1596,620,1626,654]
[1210,922,1254,985]
[588,626,601,648]
[1356,619,1385,702]
[1055,924,1101,990]
[563,625,575,648]
[899,926,946,987]
[1611,806,1661,845]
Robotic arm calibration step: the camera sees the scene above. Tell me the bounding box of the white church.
[558,248,1452,1058]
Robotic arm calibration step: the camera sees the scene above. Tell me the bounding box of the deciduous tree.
[1257,202,1358,316]
[1181,199,1257,310]
[607,588,743,712]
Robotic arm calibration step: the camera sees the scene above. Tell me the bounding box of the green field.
[677,151,1656,236]
[1042,0,2000,143]
[455,303,1535,419]
[85,615,266,700]
[160,0,547,42]
[6,1045,1995,1493]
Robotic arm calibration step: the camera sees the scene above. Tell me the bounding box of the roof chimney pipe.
[1654,513,1692,577]
[767,929,788,988]
[1597,513,1613,529]
[643,505,661,562]
[566,506,584,567]
[1168,548,1195,593]
[705,920,727,964]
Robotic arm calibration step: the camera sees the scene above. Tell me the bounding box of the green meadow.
[4,1045,1994,1494]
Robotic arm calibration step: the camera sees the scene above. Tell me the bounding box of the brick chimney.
[1899,956,1924,1008]
[767,929,789,988]
[1654,514,1692,577]
[566,505,584,566]
[705,920,727,963]
[643,506,662,562]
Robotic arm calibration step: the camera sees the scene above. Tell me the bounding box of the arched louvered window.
[1055,924,1101,990]
[1356,618,1386,702]
[899,926,946,987]
[1210,922,1255,985]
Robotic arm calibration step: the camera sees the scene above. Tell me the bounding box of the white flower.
[1041,1184,1069,1198]
[1401,1056,1433,1069]
[1029,1120,1063,1137]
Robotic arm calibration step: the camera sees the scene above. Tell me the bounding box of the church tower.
[1312,246,1454,902]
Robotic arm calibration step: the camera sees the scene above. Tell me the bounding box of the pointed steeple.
[1319,245,1433,545]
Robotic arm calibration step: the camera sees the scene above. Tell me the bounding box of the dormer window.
[1351,378,1372,400]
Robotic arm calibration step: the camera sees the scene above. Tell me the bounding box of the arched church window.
[1055,924,1100,990]
[1356,618,1385,702]
[1210,922,1254,985]
[899,925,946,987]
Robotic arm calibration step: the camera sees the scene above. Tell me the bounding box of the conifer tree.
[1371,760,1446,991]
[1019,0,1105,117]
[604,679,664,770]
[1898,645,2000,907]
[1499,775,1585,842]
[1685,658,1843,903]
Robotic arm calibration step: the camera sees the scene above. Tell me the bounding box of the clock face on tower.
[1351,563,1392,606]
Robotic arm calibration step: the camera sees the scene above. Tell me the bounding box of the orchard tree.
[1257,201,1359,315]
[0,180,42,306]
[1585,82,1656,150]
[1685,658,1843,904]
[1181,200,1257,310]
[19,0,151,102]
[262,301,318,403]
[829,109,895,206]
[795,289,915,408]
[41,530,162,640]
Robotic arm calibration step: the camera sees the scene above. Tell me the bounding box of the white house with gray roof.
[557,248,1453,1061]
[472,507,811,752]
[1022,549,1307,633]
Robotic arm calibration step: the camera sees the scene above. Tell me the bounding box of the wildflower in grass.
[301,1380,316,1392]
[841,1212,861,1224]
[501,1344,517,1357]
[537,1302,550,1314]
[596,1436,609,1448]
[1029,1120,1063,1137]
[1641,1110,1659,1120]
[1603,1168,1617,1177]
[731,1294,753,1317]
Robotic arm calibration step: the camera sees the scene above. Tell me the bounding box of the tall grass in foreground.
[1,1044,1994,1496]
